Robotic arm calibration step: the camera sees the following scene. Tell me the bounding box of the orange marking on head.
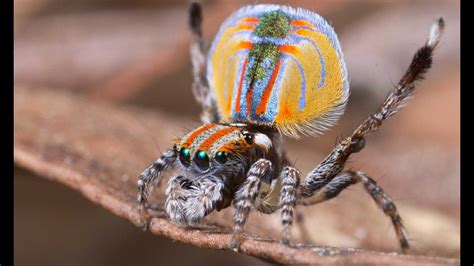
[219,141,250,153]
[235,58,248,113]
[256,59,282,115]
[183,124,217,147]
[198,127,239,151]
[290,20,314,29]
[238,17,260,24]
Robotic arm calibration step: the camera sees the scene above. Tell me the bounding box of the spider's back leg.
[188,2,220,123]
[301,17,445,199]
[296,18,444,252]
[299,170,409,251]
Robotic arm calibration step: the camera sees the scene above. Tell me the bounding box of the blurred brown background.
[14,0,459,265]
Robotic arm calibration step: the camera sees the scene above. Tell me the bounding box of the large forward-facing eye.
[179,147,191,167]
[214,151,228,164]
[194,150,210,170]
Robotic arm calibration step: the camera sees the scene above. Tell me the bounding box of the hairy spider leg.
[278,166,300,245]
[189,2,221,123]
[300,171,409,251]
[230,159,272,251]
[137,149,177,229]
[298,18,444,252]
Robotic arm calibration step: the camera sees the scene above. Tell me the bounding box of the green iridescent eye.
[215,151,228,164]
[194,150,210,170]
[179,147,191,167]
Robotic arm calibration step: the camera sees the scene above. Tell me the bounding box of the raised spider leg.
[279,166,301,245]
[188,1,220,123]
[299,18,444,251]
[137,149,176,230]
[350,18,444,141]
[302,18,444,196]
[230,159,272,251]
[299,171,409,251]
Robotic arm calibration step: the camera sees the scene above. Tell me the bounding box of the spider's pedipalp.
[165,175,225,226]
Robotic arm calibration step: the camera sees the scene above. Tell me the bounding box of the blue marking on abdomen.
[292,32,326,89]
[227,50,249,114]
[281,53,307,110]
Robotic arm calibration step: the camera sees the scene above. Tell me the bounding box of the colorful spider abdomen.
[207,5,349,137]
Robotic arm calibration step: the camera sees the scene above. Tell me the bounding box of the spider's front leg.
[278,166,301,245]
[230,159,272,251]
[136,149,176,230]
[188,2,220,123]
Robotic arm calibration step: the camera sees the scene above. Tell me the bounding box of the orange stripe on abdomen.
[246,85,253,117]
[238,17,260,24]
[183,124,217,147]
[234,25,255,31]
[235,41,253,50]
[227,42,252,115]
[256,59,282,115]
[290,20,314,29]
[278,45,298,55]
[198,127,239,151]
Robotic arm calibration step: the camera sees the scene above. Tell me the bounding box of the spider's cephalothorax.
[137,2,444,253]
[165,123,280,225]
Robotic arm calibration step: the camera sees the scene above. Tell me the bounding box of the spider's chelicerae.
[137,2,444,252]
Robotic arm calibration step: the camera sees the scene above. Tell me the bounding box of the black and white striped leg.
[279,166,300,245]
[137,149,176,230]
[230,159,272,251]
[301,18,445,199]
[299,171,409,252]
[188,1,220,123]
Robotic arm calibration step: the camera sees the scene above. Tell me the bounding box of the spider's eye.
[194,150,210,170]
[179,147,191,167]
[243,132,254,144]
[215,151,228,164]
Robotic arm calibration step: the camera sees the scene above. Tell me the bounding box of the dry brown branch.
[14,86,459,264]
